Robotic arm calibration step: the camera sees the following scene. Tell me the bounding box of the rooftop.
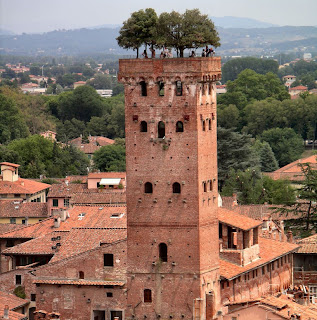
[296,233,317,254]
[0,178,50,195]
[0,201,48,218]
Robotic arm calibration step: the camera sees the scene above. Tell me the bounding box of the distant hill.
[211,16,278,29]
[0,28,15,36]
[0,25,316,57]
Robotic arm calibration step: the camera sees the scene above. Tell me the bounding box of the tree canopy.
[117,8,220,57]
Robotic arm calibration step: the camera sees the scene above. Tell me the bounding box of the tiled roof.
[261,294,317,320]
[0,178,50,195]
[88,172,126,179]
[0,218,55,239]
[289,85,308,91]
[47,183,87,198]
[50,228,126,262]
[70,136,115,154]
[296,234,317,254]
[218,207,262,231]
[71,191,126,205]
[34,279,125,286]
[220,237,299,280]
[0,162,20,168]
[228,204,274,221]
[0,201,48,218]
[0,224,22,234]
[0,291,29,320]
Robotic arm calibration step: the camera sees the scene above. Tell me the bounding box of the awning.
[100,178,121,186]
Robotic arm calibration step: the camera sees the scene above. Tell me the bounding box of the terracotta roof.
[0,178,50,195]
[71,191,126,205]
[47,183,87,198]
[220,237,299,280]
[264,155,317,181]
[0,218,55,239]
[296,234,317,254]
[0,224,23,235]
[0,291,29,320]
[88,172,126,179]
[0,162,20,168]
[289,85,308,91]
[34,279,125,286]
[218,207,262,230]
[50,228,126,263]
[70,136,115,154]
[261,294,317,320]
[0,201,48,218]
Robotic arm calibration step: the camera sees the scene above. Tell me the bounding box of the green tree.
[117,8,158,58]
[0,93,29,144]
[260,127,304,167]
[222,57,279,82]
[87,74,112,89]
[217,104,240,129]
[253,140,279,172]
[217,127,260,189]
[158,9,220,57]
[93,143,126,172]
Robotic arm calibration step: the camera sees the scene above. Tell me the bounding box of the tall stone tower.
[119,57,222,319]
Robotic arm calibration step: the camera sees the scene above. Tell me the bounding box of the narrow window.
[219,223,223,239]
[176,81,182,96]
[104,254,114,267]
[172,182,181,194]
[158,121,165,138]
[144,182,153,194]
[52,199,58,207]
[158,81,164,96]
[202,120,206,131]
[176,121,184,132]
[203,182,207,192]
[140,121,147,132]
[144,289,152,303]
[140,81,147,96]
[209,180,213,191]
[16,275,22,285]
[209,119,212,130]
[79,271,84,279]
[159,243,168,262]
[31,294,36,301]
[202,84,205,95]
[208,83,212,95]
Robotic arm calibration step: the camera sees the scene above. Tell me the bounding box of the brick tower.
[119,57,222,319]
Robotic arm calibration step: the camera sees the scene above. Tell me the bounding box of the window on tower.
[176,121,184,132]
[158,81,165,96]
[144,289,152,303]
[202,120,206,131]
[203,182,207,192]
[176,80,182,96]
[159,243,168,262]
[140,81,147,96]
[209,119,212,130]
[144,182,153,194]
[140,121,148,132]
[158,121,165,138]
[173,182,181,194]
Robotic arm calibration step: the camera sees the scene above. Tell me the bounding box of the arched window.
[140,81,147,96]
[209,180,213,191]
[202,120,206,131]
[158,121,165,138]
[79,271,84,279]
[208,119,212,130]
[144,182,153,194]
[158,81,164,96]
[159,243,168,262]
[144,289,152,303]
[203,182,207,192]
[176,80,182,96]
[176,121,184,132]
[173,182,181,194]
[140,121,147,132]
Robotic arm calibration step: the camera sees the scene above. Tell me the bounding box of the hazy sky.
[1,0,317,34]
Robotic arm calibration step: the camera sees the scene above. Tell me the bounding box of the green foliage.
[87,74,113,89]
[252,140,279,172]
[222,57,279,82]
[0,92,29,144]
[217,104,240,129]
[219,69,290,110]
[217,127,260,188]
[117,8,158,57]
[222,169,296,205]
[41,178,60,184]
[93,143,126,172]
[3,135,89,178]
[13,286,26,299]
[260,127,304,167]
[157,9,220,57]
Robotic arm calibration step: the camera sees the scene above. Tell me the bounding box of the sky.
[1,0,317,34]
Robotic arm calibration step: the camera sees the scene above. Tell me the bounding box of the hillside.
[0,25,316,56]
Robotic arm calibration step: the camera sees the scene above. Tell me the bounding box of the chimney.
[287,230,293,243]
[54,217,61,228]
[60,210,67,222]
[4,305,9,319]
[232,193,238,206]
